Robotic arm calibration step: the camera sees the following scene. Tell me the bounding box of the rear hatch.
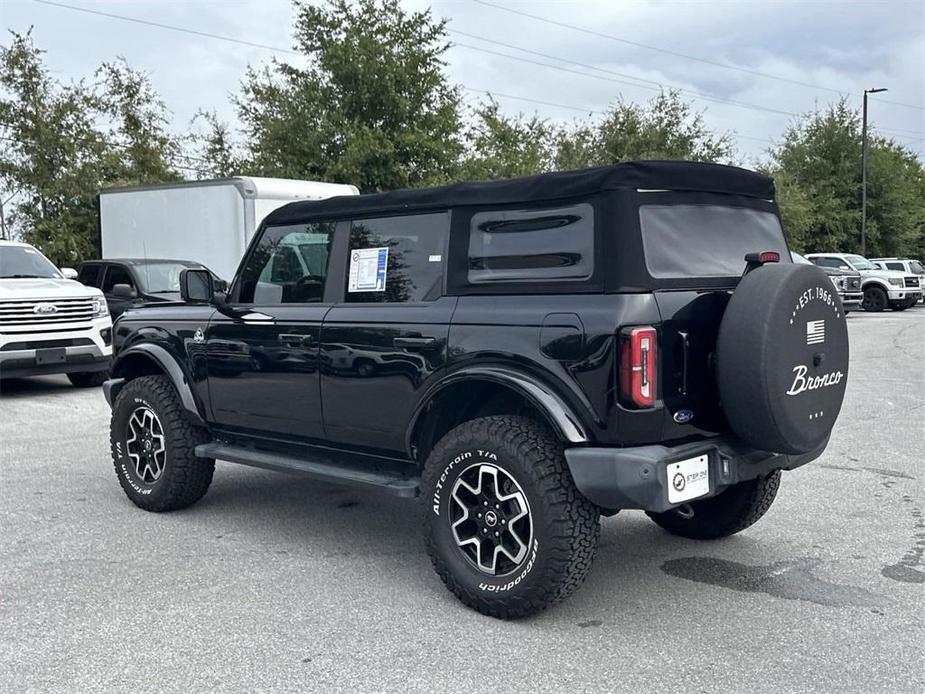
[636,194,791,443]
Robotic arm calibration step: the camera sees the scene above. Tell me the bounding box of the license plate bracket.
[667,454,710,504]
[35,347,67,365]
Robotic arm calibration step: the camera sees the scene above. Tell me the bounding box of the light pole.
[861,87,887,257]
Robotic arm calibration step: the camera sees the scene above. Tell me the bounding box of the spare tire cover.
[716,262,849,454]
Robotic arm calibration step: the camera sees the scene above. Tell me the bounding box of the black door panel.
[320,298,456,453]
[206,306,330,439]
[205,220,339,441]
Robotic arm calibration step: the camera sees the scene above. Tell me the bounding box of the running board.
[195,442,420,498]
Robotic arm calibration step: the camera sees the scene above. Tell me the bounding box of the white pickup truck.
[806,252,922,312]
[0,240,113,386]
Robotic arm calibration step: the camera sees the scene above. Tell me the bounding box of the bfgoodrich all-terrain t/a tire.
[422,416,600,619]
[646,471,781,540]
[110,375,215,512]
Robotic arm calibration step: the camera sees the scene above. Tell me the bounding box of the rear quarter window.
[468,203,594,283]
[640,204,788,278]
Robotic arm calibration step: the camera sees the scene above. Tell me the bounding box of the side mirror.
[112,283,137,299]
[60,267,78,280]
[180,268,214,303]
[213,277,228,293]
[839,265,851,271]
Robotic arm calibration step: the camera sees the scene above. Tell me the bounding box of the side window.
[813,257,840,269]
[468,203,594,283]
[885,262,904,271]
[237,222,335,304]
[345,213,448,303]
[78,264,102,287]
[102,266,134,293]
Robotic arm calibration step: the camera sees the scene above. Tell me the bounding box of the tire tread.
[422,415,599,619]
[110,375,214,512]
[647,471,781,540]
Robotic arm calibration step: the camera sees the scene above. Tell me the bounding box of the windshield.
[134,262,196,293]
[640,204,789,278]
[845,255,876,270]
[0,245,61,279]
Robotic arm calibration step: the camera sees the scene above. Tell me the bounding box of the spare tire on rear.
[716,262,849,454]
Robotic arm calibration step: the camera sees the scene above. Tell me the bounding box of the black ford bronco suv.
[103,162,849,618]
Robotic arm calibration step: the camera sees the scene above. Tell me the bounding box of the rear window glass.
[468,203,594,283]
[640,204,788,278]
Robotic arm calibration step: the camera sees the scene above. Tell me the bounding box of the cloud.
[7,0,923,163]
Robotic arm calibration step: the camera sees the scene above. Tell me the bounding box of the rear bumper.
[565,436,828,513]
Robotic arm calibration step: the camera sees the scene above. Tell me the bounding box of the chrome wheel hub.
[125,406,166,484]
[449,463,532,575]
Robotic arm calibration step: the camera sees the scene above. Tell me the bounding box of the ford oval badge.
[673,409,694,424]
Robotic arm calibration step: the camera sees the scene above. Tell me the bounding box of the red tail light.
[619,327,657,408]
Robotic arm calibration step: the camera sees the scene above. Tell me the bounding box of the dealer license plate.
[35,348,67,365]
[667,455,710,504]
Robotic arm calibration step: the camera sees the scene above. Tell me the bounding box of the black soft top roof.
[264,161,775,225]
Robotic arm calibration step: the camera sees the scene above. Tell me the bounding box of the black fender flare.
[406,365,590,454]
[109,343,206,426]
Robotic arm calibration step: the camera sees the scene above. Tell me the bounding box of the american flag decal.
[806,320,825,345]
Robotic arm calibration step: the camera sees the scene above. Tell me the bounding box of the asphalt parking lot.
[1,310,923,693]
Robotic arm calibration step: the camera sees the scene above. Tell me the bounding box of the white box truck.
[99,177,359,280]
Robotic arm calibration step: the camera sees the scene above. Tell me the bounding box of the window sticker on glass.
[348,247,389,292]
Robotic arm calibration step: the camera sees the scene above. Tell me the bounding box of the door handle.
[393,336,436,350]
[278,333,313,347]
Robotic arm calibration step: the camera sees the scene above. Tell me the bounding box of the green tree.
[0,31,186,263]
[227,0,463,192]
[554,91,733,169]
[97,58,182,186]
[769,99,925,257]
[192,110,239,178]
[768,167,814,251]
[458,98,553,180]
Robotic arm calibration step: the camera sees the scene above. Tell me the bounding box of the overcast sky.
[4,0,924,168]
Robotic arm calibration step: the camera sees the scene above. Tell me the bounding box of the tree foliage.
[0,31,184,263]
[768,99,925,257]
[555,91,734,169]
[458,99,554,180]
[225,0,463,192]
